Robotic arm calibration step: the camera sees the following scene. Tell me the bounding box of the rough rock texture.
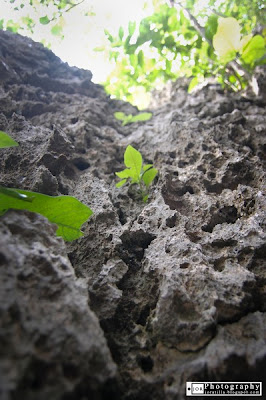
[0,30,266,400]
[0,211,116,400]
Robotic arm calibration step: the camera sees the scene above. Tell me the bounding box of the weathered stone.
[0,29,265,399]
[0,210,116,400]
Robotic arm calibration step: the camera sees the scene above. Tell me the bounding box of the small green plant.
[0,131,93,241]
[114,111,152,126]
[115,145,158,202]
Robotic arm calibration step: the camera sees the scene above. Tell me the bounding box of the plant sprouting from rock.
[114,111,152,126]
[115,145,158,202]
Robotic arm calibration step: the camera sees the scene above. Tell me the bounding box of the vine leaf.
[0,188,93,241]
[0,130,18,148]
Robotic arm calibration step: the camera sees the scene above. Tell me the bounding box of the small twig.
[171,0,212,47]
[65,0,85,14]
[225,65,243,89]
[208,8,226,18]
[46,0,86,23]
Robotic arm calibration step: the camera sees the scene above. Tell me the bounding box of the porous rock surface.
[0,30,265,399]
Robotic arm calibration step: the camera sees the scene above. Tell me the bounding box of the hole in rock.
[73,158,90,171]
[211,239,238,248]
[70,117,78,124]
[22,359,55,390]
[63,363,79,380]
[180,262,190,269]
[136,305,151,326]
[119,230,156,262]
[166,214,177,228]
[0,252,7,266]
[169,151,176,159]
[213,258,226,272]
[202,206,238,233]
[137,355,154,373]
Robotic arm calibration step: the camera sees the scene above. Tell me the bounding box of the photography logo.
[186,382,262,396]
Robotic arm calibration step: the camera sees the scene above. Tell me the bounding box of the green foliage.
[39,16,50,25]
[0,130,18,148]
[102,0,266,106]
[2,0,88,38]
[114,111,152,126]
[3,0,265,107]
[0,130,93,241]
[241,35,265,66]
[0,188,93,241]
[116,145,158,202]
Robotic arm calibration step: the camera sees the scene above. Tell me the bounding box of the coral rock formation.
[0,30,265,399]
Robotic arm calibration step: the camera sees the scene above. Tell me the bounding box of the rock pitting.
[0,30,265,399]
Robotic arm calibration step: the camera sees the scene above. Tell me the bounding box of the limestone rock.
[0,210,116,400]
[0,29,265,399]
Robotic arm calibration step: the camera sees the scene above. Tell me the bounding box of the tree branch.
[65,0,85,14]
[170,0,212,47]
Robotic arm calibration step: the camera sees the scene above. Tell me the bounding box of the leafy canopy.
[116,145,158,202]
[102,0,265,107]
[2,0,266,107]
[0,131,93,241]
[1,0,89,39]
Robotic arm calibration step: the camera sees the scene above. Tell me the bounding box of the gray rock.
[0,29,265,399]
[0,211,116,400]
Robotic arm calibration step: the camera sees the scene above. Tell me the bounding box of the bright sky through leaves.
[1,0,154,82]
[1,0,264,108]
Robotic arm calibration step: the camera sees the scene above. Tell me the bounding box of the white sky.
[1,0,155,83]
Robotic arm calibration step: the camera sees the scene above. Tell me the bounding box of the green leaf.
[115,146,158,201]
[104,29,114,43]
[241,35,265,65]
[143,164,153,172]
[143,194,149,203]
[116,169,133,179]
[0,186,34,202]
[122,116,133,126]
[130,53,138,68]
[119,26,124,41]
[124,145,142,183]
[164,35,176,48]
[205,15,218,41]
[131,112,152,122]
[0,131,19,148]
[0,189,93,241]
[93,46,105,52]
[6,19,20,33]
[51,24,63,36]
[39,16,50,25]
[213,17,241,60]
[114,112,126,121]
[188,76,200,93]
[138,50,144,68]
[142,167,158,187]
[128,21,136,36]
[116,179,127,188]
